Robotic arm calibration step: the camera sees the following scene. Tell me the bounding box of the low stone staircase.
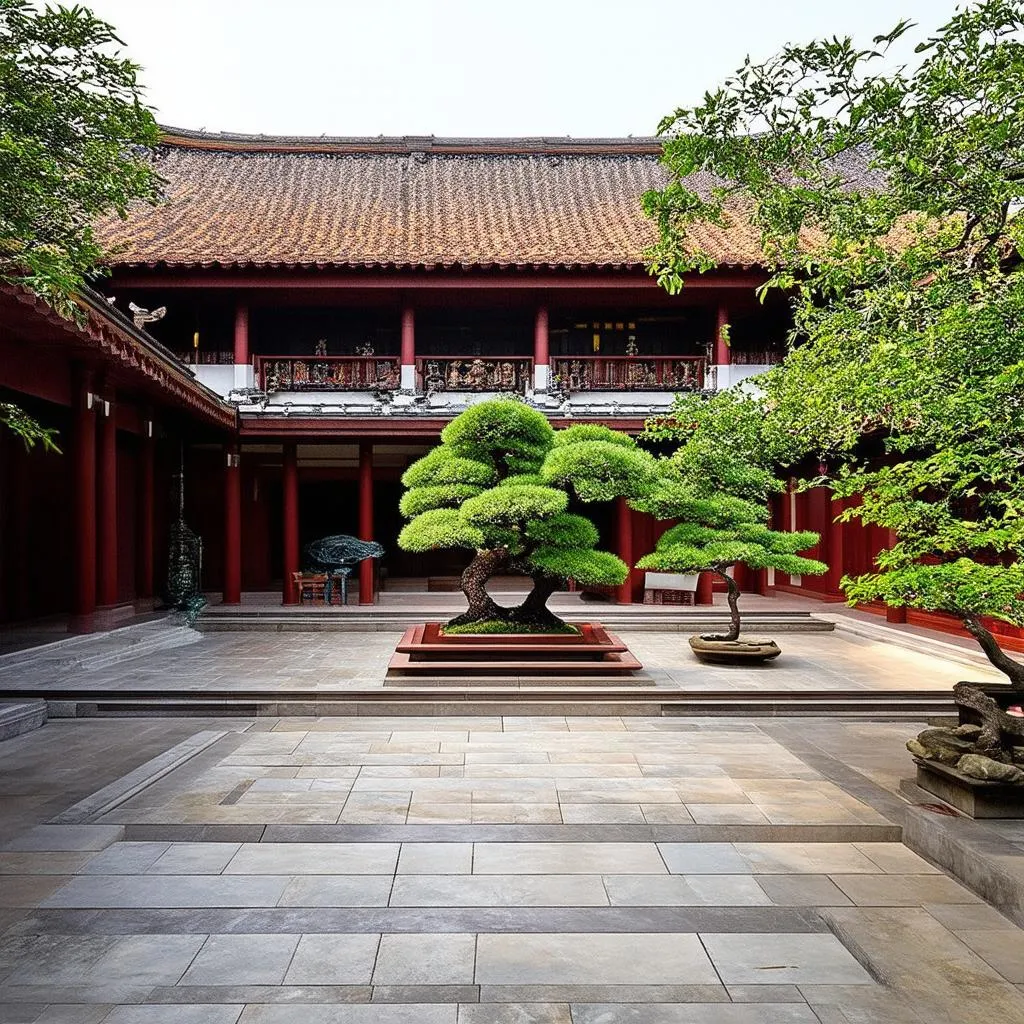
[196,607,836,634]
[29,685,954,720]
[0,617,201,689]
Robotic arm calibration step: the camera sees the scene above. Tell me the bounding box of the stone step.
[0,699,47,740]
[195,610,836,634]
[0,618,200,686]
[30,688,954,719]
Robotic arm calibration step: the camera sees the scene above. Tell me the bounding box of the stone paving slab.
[0,628,1003,695]
[1,715,1024,1024]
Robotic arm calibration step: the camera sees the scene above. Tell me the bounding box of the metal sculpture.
[303,534,385,604]
[164,446,205,622]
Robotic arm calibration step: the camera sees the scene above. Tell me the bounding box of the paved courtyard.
[0,714,1022,1023]
[0,624,1003,694]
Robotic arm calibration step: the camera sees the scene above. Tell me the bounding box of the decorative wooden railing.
[551,356,705,392]
[256,355,401,393]
[416,356,533,394]
[731,349,784,366]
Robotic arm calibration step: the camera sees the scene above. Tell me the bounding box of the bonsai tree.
[636,486,827,645]
[837,444,1024,763]
[636,393,827,649]
[641,0,1024,757]
[398,400,657,630]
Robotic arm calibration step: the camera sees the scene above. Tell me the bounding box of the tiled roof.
[96,129,872,271]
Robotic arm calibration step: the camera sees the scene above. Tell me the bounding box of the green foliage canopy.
[642,0,1024,670]
[0,0,161,312]
[397,400,652,620]
[398,508,484,553]
[440,399,554,474]
[541,439,658,502]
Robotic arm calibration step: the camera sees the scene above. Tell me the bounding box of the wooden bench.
[292,572,328,604]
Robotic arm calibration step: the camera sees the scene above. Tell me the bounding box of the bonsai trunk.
[707,570,741,642]
[509,573,565,628]
[447,547,509,627]
[962,612,1024,690]
[952,681,1024,759]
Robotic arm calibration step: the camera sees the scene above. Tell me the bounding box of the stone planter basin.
[688,635,782,664]
[913,757,1024,819]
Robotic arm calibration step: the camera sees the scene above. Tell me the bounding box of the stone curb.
[825,615,994,672]
[900,786,1024,929]
[48,729,228,824]
[0,699,46,741]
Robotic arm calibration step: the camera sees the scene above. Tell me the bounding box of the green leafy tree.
[0,403,59,452]
[1,0,160,448]
[1,0,161,307]
[642,1,1024,702]
[398,399,657,629]
[636,392,826,641]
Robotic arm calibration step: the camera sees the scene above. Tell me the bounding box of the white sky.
[85,0,950,137]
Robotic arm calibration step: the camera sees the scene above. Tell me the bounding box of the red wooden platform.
[388,622,643,676]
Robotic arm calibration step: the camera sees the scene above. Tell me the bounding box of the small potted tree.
[635,479,827,662]
[637,391,826,661]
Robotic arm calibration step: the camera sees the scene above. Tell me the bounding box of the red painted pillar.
[359,442,375,604]
[777,481,794,589]
[534,305,549,391]
[137,422,155,602]
[695,572,714,606]
[400,306,415,390]
[826,494,845,596]
[72,367,97,624]
[234,302,249,365]
[615,497,633,604]
[282,442,299,605]
[714,303,731,366]
[884,527,907,622]
[223,444,242,605]
[97,393,119,608]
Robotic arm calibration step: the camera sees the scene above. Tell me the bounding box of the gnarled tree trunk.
[707,571,742,642]
[446,547,509,627]
[952,681,1024,759]
[962,613,1024,690]
[509,573,565,628]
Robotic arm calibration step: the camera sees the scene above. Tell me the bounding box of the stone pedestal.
[915,758,1024,818]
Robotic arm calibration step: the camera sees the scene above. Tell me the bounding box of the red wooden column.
[400,306,415,391]
[72,366,97,625]
[712,302,731,389]
[234,302,249,365]
[826,494,845,596]
[694,572,714,605]
[136,420,156,604]
[359,442,375,604]
[884,528,907,622]
[223,444,242,605]
[534,305,550,392]
[234,302,250,389]
[282,443,299,605]
[97,391,119,608]
[615,497,633,604]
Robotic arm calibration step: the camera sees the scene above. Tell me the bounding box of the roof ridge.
[158,126,663,156]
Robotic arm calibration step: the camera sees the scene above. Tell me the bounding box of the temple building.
[2,128,1013,647]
